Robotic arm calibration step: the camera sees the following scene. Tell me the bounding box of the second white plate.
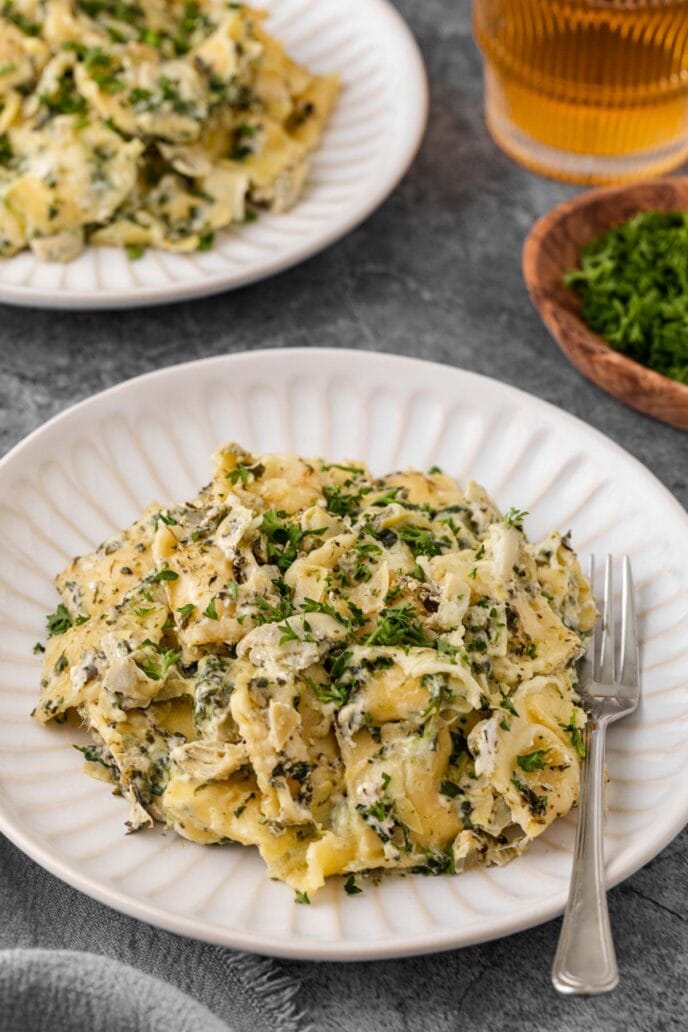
[0,0,427,310]
[1,348,687,960]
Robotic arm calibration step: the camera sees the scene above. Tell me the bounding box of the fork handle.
[552,719,619,995]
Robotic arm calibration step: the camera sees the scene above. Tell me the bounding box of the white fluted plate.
[0,0,426,310]
[1,349,687,960]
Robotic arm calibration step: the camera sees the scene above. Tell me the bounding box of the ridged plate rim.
[0,0,428,311]
[1,348,687,961]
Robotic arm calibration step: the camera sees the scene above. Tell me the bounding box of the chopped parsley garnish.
[565,211,688,384]
[412,849,455,876]
[320,462,365,475]
[149,568,179,583]
[311,672,352,705]
[498,688,519,717]
[261,510,326,573]
[228,462,264,486]
[159,75,194,115]
[2,1,40,35]
[301,597,341,621]
[561,712,586,759]
[172,0,216,53]
[277,622,299,645]
[154,511,177,526]
[356,797,393,826]
[126,243,145,260]
[322,483,370,517]
[344,874,362,895]
[77,0,142,24]
[40,73,88,116]
[370,486,401,507]
[294,890,310,904]
[397,524,448,558]
[517,748,550,772]
[328,648,353,682]
[177,603,196,620]
[46,603,72,637]
[504,507,528,529]
[136,641,181,680]
[128,87,153,108]
[197,229,214,251]
[345,537,382,582]
[307,675,350,707]
[254,595,294,625]
[203,597,219,620]
[365,605,432,648]
[434,638,463,660]
[78,46,124,93]
[440,780,461,798]
[308,649,355,707]
[48,602,86,635]
[421,673,455,719]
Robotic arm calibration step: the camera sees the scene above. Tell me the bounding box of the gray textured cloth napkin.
[0,950,230,1032]
[1,834,310,1032]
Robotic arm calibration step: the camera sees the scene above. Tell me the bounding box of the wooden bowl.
[523,178,688,431]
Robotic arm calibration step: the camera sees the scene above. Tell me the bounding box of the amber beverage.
[473,0,688,184]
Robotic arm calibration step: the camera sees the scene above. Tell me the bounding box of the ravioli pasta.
[34,444,596,897]
[0,1,338,261]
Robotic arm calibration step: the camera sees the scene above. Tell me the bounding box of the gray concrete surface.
[1,2,686,1029]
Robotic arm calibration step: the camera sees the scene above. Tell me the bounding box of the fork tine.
[584,554,597,682]
[598,555,615,683]
[620,556,640,690]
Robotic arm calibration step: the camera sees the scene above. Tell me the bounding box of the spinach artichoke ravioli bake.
[34,444,596,899]
[0,1,339,261]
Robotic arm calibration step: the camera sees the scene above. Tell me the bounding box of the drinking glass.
[473,0,688,184]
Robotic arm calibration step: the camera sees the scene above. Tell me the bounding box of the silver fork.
[552,555,640,995]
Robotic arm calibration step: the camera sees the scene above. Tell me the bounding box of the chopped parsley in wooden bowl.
[565,212,688,386]
[522,179,688,431]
